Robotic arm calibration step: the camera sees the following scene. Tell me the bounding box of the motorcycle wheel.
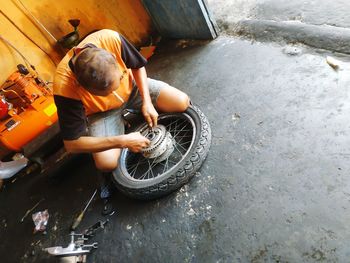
[112,105,211,200]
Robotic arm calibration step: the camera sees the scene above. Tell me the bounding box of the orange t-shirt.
[54,29,140,115]
[53,29,147,140]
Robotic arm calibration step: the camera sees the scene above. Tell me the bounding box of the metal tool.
[45,219,108,259]
[45,232,97,257]
[83,219,109,238]
[20,198,44,222]
[71,189,97,231]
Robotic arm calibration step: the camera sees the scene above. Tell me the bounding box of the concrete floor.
[205,0,350,55]
[207,0,350,32]
[2,36,350,262]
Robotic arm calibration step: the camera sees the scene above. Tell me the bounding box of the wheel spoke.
[175,141,187,152]
[177,140,191,148]
[173,142,185,156]
[165,118,181,130]
[128,157,148,169]
[175,131,192,146]
[140,158,158,180]
[130,161,139,178]
[166,119,186,134]
[157,160,168,174]
[127,154,149,178]
[173,121,186,132]
[165,158,169,172]
[173,124,190,138]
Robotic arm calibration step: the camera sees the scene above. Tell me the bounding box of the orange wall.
[0,0,153,85]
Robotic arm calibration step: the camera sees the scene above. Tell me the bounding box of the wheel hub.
[140,125,174,162]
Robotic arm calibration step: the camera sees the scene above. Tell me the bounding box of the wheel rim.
[120,112,196,182]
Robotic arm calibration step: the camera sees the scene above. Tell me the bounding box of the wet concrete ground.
[207,0,350,32]
[206,0,350,54]
[2,36,350,262]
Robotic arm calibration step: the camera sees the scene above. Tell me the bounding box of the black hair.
[73,47,119,91]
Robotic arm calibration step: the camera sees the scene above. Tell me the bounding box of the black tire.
[112,105,211,200]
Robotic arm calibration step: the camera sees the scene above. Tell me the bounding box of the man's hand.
[123,132,150,152]
[142,101,159,128]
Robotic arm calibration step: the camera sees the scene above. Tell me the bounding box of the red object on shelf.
[0,97,8,120]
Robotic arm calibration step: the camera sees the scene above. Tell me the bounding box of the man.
[53,29,189,213]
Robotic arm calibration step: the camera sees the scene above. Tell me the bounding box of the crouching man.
[53,29,189,213]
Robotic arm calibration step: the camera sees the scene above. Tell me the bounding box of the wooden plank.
[142,0,218,39]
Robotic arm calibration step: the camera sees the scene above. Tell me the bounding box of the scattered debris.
[282,46,302,56]
[21,198,45,222]
[32,209,49,233]
[2,218,7,228]
[232,113,241,126]
[175,39,210,49]
[102,199,115,216]
[12,153,25,161]
[140,46,156,60]
[232,113,241,120]
[139,36,161,59]
[176,40,191,48]
[187,208,196,216]
[326,56,341,70]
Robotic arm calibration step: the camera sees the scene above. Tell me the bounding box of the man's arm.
[118,34,159,127]
[132,67,151,104]
[64,132,149,153]
[54,95,150,153]
[132,67,159,127]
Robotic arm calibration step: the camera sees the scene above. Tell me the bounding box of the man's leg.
[136,78,190,113]
[155,84,190,113]
[91,150,120,215]
[88,108,124,171]
[92,149,120,172]
[87,109,124,215]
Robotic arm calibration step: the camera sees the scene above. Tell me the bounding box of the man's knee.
[178,93,190,112]
[157,87,190,113]
[95,159,119,172]
[93,150,120,172]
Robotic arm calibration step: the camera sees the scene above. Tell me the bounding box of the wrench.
[81,243,98,250]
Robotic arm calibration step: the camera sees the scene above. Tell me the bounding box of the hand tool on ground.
[45,219,108,259]
[70,189,97,231]
[20,198,44,222]
[83,219,109,238]
[45,232,97,258]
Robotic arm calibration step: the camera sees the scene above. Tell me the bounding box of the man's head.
[72,46,121,96]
